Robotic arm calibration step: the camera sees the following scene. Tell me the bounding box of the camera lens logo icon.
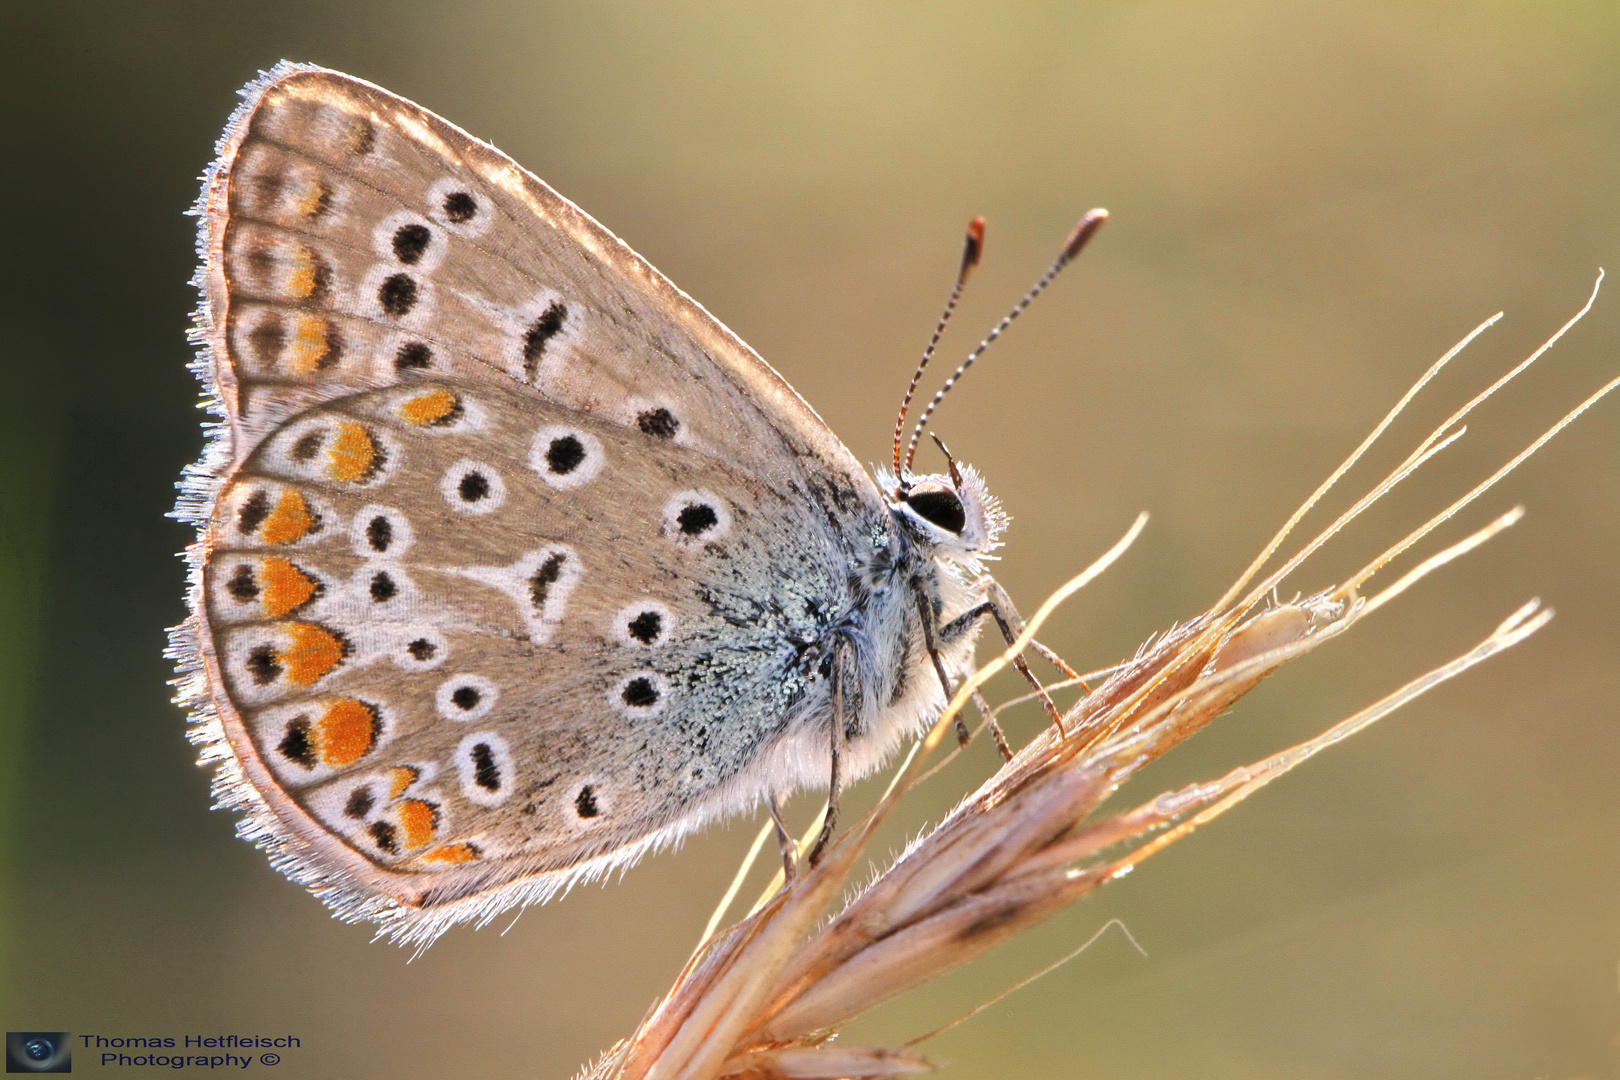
[5,1033,70,1073]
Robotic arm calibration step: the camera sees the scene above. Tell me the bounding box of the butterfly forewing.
[179,62,892,940]
[206,65,871,493]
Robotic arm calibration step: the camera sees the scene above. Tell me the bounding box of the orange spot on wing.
[388,766,419,799]
[285,243,319,299]
[315,698,379,766]
[326,422,378,483]
[422,843,479,865]
[279,623,345,686]
[285,314,332,374]
[294,178,329,218]
[396,799,440,850]
[259,556,318,617]
[397,389,459,427]
[259,489,315,545]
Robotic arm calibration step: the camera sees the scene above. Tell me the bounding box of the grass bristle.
[578,275,1611,1080]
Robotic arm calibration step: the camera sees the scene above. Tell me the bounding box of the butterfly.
[172,61,1100,945]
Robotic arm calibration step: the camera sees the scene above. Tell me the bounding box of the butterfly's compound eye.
[903,483,967,534]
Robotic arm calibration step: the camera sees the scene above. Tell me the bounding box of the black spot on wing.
[365,515,392,553]
[391,223,431,264]
[226,564,259,603]
[395,341,432,371]
[290,431,323,462]
[369,571,397,602]
[626,610,662,644]
[456,470,490,502]
[378,273,418,317]
[344,786,374,819]
[247,320,284,369]
[522,301,568,378]
[545,435,585,475]
[622,677,659,708]
[369,820,398,854]
[246,645,282,685]
[237,490,271,535]
[677,504,719,536]
[443,191,476,223]
[529,552,566,609]
[637,408,679,439]
[276,716,315,768]
[346,116,376,157]
[471,742,500,791]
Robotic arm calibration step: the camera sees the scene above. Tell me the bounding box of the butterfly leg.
[939,578,1067,736]
[1022,637,1091,692]
[807,638,848,867]
[911,582,976,749]
[767,793,798,882]
[972,687,1015,761]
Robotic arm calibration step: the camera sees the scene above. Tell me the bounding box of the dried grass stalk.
[580,276,1614,1080]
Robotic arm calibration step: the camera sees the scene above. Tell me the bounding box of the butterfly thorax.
[786,461,1008,781]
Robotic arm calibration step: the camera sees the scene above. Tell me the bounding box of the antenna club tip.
[1062,208,1108,261]
[961,217,986,279]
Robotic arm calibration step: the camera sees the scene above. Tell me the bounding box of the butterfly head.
[882,459,1006,571]
[881,212,1103,575]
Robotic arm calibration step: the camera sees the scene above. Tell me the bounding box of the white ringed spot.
[662,490,731,545]
[495,289,586,385]
[435,673,498,722]
[372,210,447,273]
[528,425,604,489]
[357,259,435,327]
[350,505,414,558]
[612,601,674,648]
[612,670,669,720]
[354,563,413,609]
[454,731,514,807]
[622,397,689,445]
[427,177,492,238]
[440,459,505,515]
[392,627,449,671]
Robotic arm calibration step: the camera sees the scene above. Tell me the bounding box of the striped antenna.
[904,208,1107,471]
[893,218,986,475]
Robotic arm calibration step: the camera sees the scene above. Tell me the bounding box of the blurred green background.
[3,2,1619,1077]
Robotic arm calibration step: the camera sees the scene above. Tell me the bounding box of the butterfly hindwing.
[201,377,851,916]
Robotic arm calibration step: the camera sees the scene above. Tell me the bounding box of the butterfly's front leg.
[910,581,977,750]
[807,636,851,867]
[937,577,1071,741]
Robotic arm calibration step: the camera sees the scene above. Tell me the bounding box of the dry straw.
[580,275,1613,1080]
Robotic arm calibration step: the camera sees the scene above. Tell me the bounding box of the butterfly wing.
[174,63,895,943]
[193,62,870,491]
